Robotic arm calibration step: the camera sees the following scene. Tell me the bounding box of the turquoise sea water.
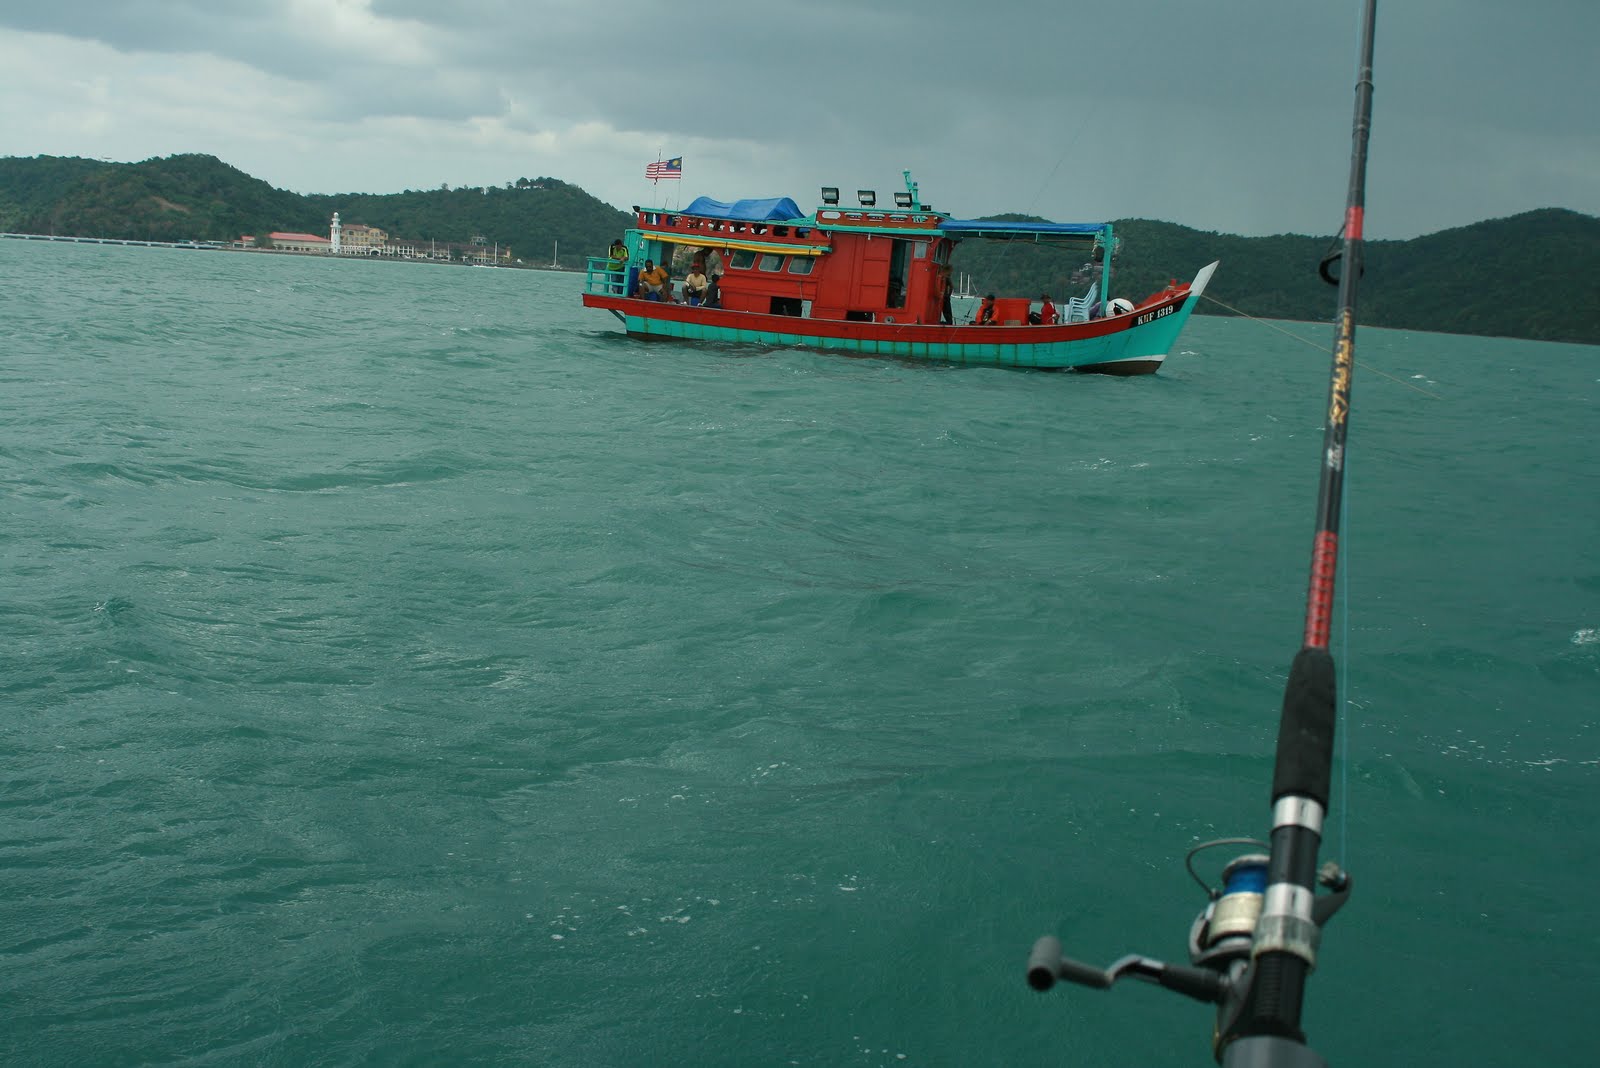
[2,239,1596,1067]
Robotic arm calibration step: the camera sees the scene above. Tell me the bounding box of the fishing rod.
[1025,2,1378,1064]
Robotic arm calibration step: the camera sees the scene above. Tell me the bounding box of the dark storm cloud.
[1,0,1594,236]
[7,2,315,79]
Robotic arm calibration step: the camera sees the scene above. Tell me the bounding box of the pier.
[0,232,223,250]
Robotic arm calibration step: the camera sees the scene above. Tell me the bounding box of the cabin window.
[730,249,757,269]
[787,257,814,275]
[758,254,784,272]
[913,241,928,259]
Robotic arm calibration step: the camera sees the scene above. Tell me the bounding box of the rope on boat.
[1199,291,1440,400]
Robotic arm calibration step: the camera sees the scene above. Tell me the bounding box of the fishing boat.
[581,175,1217,375]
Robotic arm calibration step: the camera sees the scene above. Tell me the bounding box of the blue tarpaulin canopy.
[682,196,804,222]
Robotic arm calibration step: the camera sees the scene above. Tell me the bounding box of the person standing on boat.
[703,247,724,286]
[938,265,954,325]
[606,238,628,294]
[977,294,997,325]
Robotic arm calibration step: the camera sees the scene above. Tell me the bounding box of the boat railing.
[585,256,632,296]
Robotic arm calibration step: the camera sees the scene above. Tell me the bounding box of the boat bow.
[1188,260,1221,301]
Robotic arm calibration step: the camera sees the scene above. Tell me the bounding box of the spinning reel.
[1028,839,1349,1065]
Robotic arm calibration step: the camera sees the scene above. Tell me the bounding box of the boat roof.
[939,219,1104,236]
[938,219,1108,245]
[682,196,804,222]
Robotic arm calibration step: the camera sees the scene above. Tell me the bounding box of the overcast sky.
[1,0,1594,239]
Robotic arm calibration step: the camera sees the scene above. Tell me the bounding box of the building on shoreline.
[240,212,512,262]
[239,215,512,265]
[266,231,331,253]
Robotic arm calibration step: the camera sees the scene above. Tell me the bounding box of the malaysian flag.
[645,157,683,181]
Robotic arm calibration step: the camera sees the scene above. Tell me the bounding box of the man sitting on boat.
[637,259,670,301]
[1029,294,1058,325]
[683,263,709,306]
[977,294,997,325]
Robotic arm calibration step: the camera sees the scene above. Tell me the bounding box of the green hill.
[0,153,631,269]
[0,154,322,243]
[1,153,1595,344]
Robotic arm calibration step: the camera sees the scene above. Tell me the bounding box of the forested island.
[2,153,1595,345]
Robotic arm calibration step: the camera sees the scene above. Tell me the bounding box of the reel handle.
[1027,938,1227,1003]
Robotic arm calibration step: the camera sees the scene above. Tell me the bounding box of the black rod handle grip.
[1272,647,1336,806]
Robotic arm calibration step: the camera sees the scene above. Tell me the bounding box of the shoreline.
[0,231,586,271]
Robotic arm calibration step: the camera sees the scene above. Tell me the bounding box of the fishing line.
[1337,458,1351,868]
[1202,288,1366,867]
[952,108,1101,322]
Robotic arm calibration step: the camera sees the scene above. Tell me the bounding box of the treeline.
[1,153,1595,344]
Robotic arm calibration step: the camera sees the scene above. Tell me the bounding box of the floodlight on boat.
[821,187,840,205]
[893,192,913,208]
[857,190,876,207]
